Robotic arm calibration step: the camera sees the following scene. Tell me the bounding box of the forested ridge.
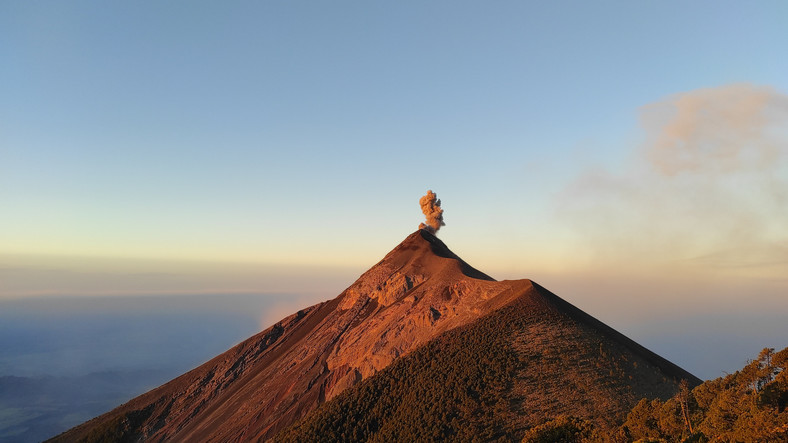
[612,346,788,442]
[523,347,788,442]
[275,314,787,443]
[275,292,762,443]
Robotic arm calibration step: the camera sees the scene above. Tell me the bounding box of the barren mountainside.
[50,230,699,442]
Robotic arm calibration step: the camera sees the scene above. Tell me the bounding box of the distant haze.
[0,293,325,442]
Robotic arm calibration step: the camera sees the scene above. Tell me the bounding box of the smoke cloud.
[558,83,788,276]
[419,190,445,234]
[643,84,787,176]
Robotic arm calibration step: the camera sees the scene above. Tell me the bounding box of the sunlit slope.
[50,231,533,442]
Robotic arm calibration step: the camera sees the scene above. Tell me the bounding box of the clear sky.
[2,2,787,376]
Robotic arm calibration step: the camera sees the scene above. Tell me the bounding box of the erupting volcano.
[51,196,699,442]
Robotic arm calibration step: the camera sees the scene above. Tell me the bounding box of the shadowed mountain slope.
[50,230,699,442]
[276,282,700,442]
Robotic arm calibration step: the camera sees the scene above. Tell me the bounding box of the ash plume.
[642,83,787,176]
[558,83,788,274]
[418,190,445,234]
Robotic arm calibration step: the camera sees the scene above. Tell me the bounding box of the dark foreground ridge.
[49,230,699,442]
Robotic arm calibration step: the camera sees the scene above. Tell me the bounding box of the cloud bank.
[559,84,788,277]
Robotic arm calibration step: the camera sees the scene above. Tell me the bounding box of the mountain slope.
[50,230,540,442]
[275,280,700,442]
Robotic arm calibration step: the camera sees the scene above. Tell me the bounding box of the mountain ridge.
[50,230,699,442]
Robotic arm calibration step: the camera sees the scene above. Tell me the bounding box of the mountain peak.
[51,231,699,443]
[374,229,495,282]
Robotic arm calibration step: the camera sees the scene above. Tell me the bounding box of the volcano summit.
[51,230,699,442]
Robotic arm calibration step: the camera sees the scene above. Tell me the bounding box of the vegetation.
[517,346,788,442]
[615,347,788,442]
[520,416,598,442]
[275,305,523,442]
[73,405,153,443]
[276,316,788,443]
[275,298,683,443]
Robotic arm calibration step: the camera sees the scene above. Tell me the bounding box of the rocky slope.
[276,280,700,441]
[51,230,549,442]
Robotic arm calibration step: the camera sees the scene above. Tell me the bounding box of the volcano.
[50,230,699,442]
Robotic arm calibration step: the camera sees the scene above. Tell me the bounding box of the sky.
[2,1,787,377]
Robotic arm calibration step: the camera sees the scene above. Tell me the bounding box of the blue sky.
[2,2,787,374]
[3,1,786,265]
